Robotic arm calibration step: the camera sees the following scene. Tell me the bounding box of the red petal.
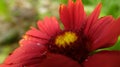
[0,64,14,67]
[68,0,74,29]
[24,17,61,46]
[59,0,86,30]
[26,27,50,39]
[86,16,114,51]
[74,0,86,30]
[83,51,120,67]
[59,3,72,30]
[39,53,82,67]
[2,43,47,66]
[19,35,48,46]
[37,17,61,36]
[91,17,120,51]
[85,3,102,34]
[88,16,114,40]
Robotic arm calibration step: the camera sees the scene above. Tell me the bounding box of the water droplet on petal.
[23,66,26,67]
[37,43,41,46]
[85,59,88,62]
[41,51,47,56]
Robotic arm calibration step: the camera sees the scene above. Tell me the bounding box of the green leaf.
[0,0,10,19]
[59,0,68,4]
[109,37,120,50]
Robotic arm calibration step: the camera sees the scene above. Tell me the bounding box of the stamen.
[48,31,89,63]
[55,31,78,48]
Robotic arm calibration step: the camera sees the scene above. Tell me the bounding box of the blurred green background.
[0,0,120,63]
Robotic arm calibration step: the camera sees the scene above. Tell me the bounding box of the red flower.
[1,0,120,67]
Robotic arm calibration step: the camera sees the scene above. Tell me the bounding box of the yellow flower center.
[55,31,78,48]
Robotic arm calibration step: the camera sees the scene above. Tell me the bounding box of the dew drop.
[41,51,47,56]
[37,43,41,46]
[85,59,88,62]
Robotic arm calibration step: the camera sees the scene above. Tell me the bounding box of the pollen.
[23,35,29,40]
[55,31,78,47]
